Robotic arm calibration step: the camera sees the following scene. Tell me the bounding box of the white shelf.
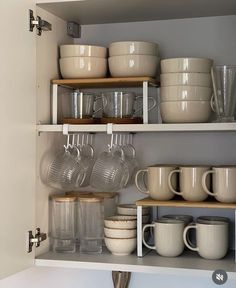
[37,123,236,134]
[36,0,236,25]
[35,249,236,277]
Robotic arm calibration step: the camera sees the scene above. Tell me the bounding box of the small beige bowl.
[160,100,212,123]
[108,55,159,77]
[161,86,212,102]
[160,73,212,87]
[161,58,213,73]
[109,41,159,56]
[59,57,107,79]
[60,45,107,58]
[104,227,137,238]
[105,237,137,256]
[104,215,137,229]
[117,204,150,216]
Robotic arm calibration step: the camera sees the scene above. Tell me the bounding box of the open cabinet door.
[0,0,37,279]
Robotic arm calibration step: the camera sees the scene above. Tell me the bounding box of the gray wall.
[1,14,236,288]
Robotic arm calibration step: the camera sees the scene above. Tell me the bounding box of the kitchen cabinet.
[1,0,236,282]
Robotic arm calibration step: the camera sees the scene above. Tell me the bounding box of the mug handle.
[135,169,149,194]
[94,96,102,114]
[183,225,199,252]
[202,170,215,196]
[210,94,216,112]
[168,169,183,196]
[135,96,157,114]
[142,224,155,250]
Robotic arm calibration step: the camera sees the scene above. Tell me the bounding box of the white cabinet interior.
[35,2,236,276]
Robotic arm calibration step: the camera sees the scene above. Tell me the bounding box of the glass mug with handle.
[70,91,102,119]
[101,91,156,118]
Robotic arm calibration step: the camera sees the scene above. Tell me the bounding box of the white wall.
[1,14,236,288]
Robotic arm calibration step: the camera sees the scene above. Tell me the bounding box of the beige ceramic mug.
[202,166,236,203]
[135,165,177,200]
[168,166,210,201]
[143,219,185,257]
[183,220,229,260]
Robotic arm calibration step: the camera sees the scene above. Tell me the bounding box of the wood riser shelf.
[136,197,236,209]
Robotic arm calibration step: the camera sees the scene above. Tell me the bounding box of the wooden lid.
[65,191,93,197]
[78,195,103,202]
[50,195,76,202]
[93,192,118,199]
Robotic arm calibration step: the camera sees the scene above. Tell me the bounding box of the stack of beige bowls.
[104,204,150,256]
[108,41,160,77]
[160,58,214,123]
[59,44,107,78]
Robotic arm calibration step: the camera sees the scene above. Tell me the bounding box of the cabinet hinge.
[27,228,47,253]
[29,9,52,36]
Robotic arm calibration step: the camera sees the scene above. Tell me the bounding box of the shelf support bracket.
[142,81,149,124]
[52,84,58,124]
[137,205,143,257]
[63,124,69,135]
[107,123,113,134]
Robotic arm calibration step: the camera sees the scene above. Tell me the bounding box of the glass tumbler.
[78,196,104,254]
[49,195,76,253]
[93,192,118,217]
[211,65,236,122]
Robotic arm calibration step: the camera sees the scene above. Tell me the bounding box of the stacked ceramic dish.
[160,58,214,123]
[117,204,150,224]
[108,41,160,77]
[59,44,107,78]
[104,215,137,255]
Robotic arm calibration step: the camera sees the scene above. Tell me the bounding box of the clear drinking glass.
[93,192,118,218]
[211,65,236,122]
[70,91,100,119]
[49,195,76,253]
[78,196,104,254]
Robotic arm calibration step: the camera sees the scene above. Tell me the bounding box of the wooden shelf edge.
[136,197,236,209]
[51,77,158,88]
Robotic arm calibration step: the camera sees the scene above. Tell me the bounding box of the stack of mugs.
[143,215,229,260]
[160,57,214,123]
[108,41,160,77]
[135,165,236,203]
[59,45,107,78]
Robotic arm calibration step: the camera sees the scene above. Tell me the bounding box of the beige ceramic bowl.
[117,204,150,216]
[160,101,212,123]
[108,55,160,77]
[160,73,212,87]
[60,45,107,58]
[59,57,107,79]
[105,237,137,256]
[161,86,212,102]
[109,41,159,56]
[104,215,137,229]
[104,227,137,238]
[161,58,213,73]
